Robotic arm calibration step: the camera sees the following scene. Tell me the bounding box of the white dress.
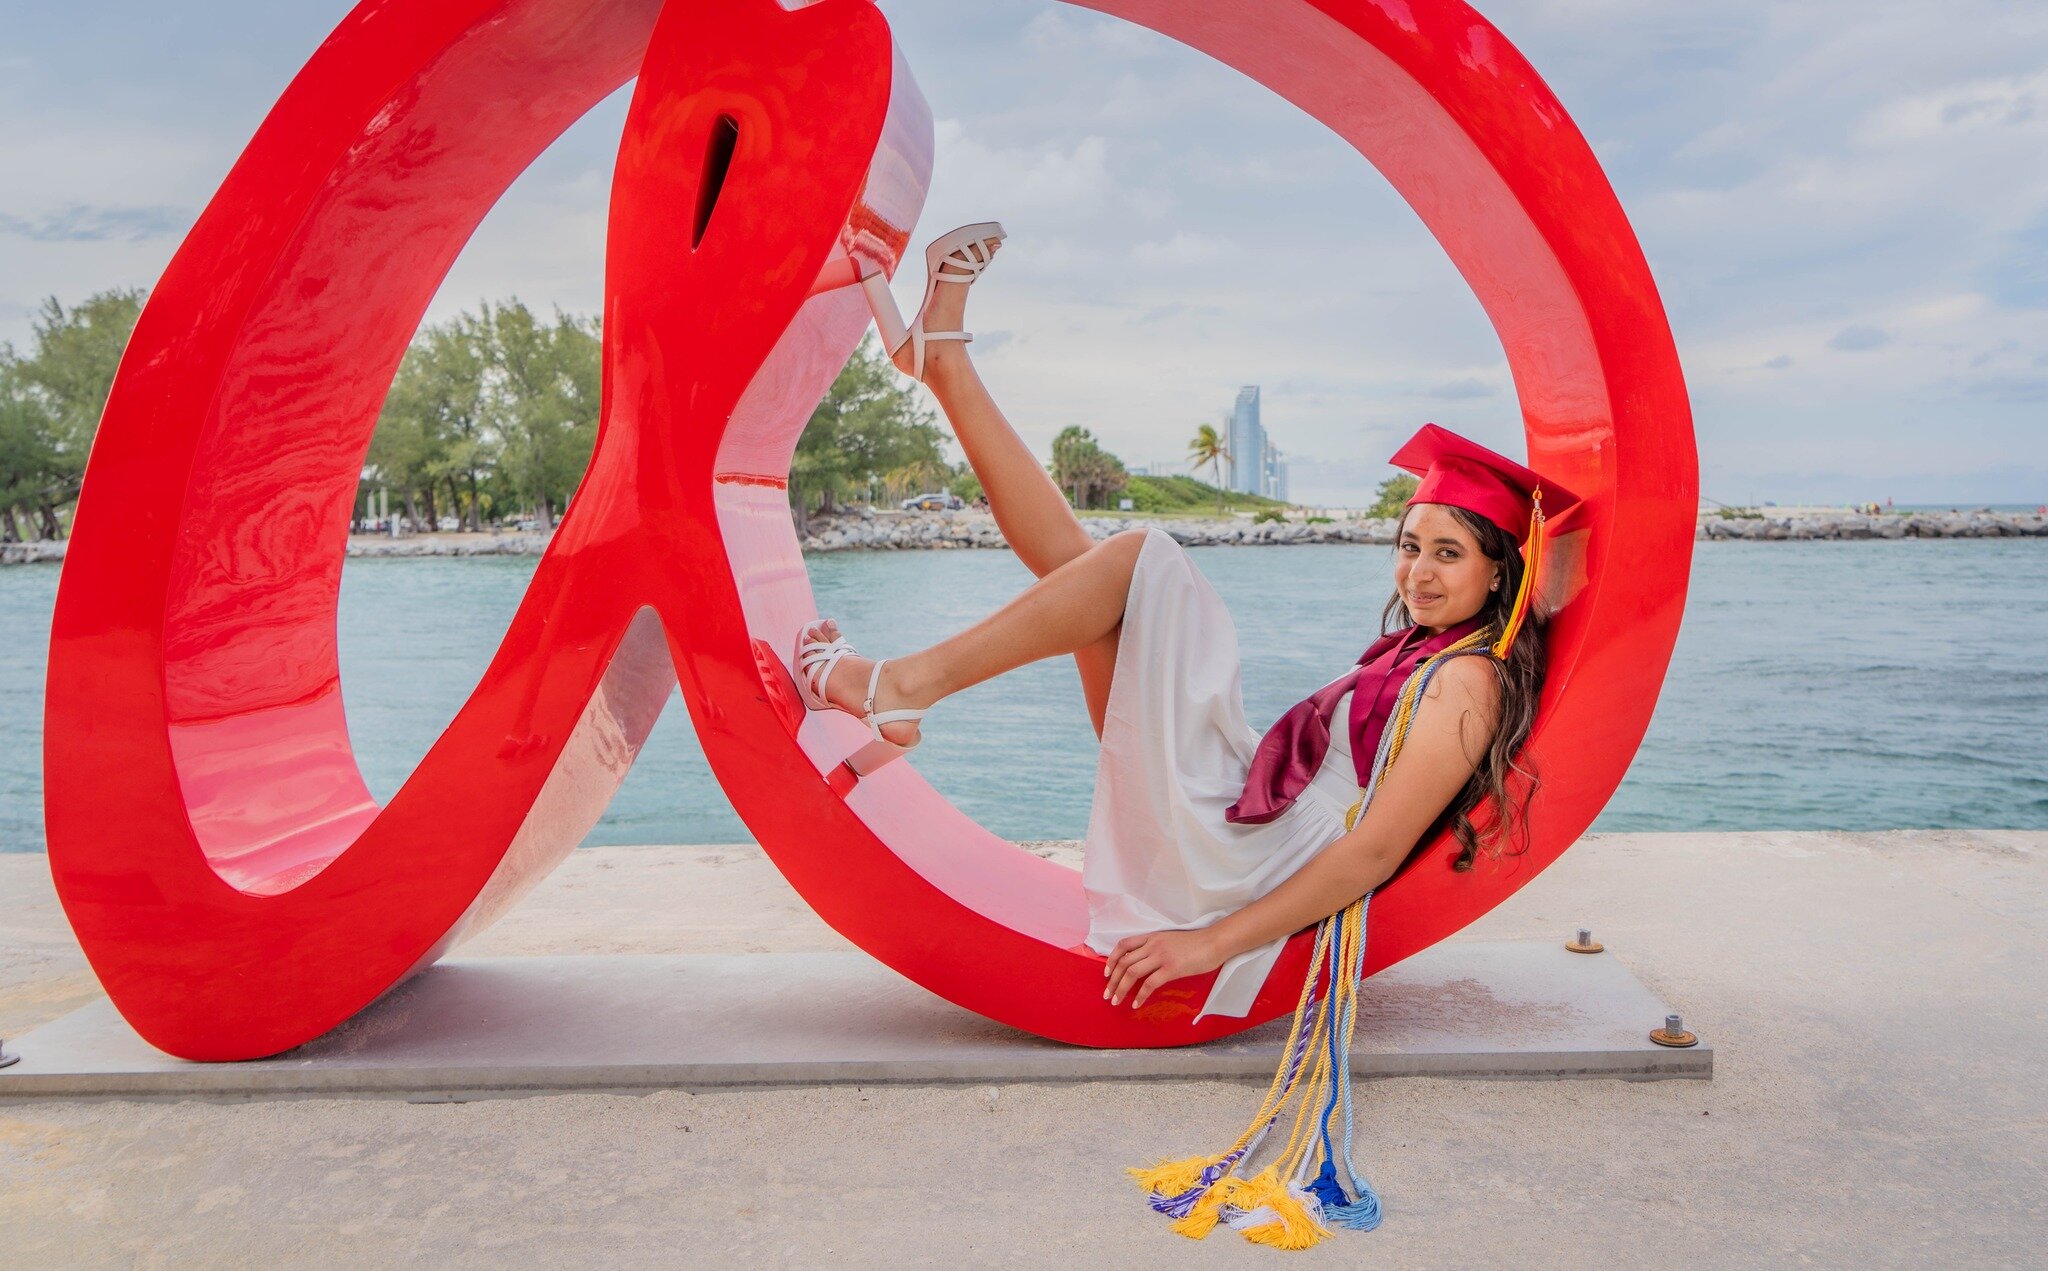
[1082,526,1363,1020]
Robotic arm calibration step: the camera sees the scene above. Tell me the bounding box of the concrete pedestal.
[0,941,1706,1101]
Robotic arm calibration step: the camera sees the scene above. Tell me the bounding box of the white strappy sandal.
[859,221,1006,383]
[791,618,928,776]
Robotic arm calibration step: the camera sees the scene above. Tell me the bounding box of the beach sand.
[2,830,2041,1267]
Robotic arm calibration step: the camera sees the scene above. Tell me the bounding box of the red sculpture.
[44,0,1694,1062]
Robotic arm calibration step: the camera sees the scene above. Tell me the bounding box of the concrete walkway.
[2,830,2042,1267]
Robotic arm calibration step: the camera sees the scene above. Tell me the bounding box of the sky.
[2,0,2046,507]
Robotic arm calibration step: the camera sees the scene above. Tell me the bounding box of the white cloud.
[1130,231,1226,267]
[1020,7,1170,59]
[1828,325,1892,353]
[1858,69,2048,145]
[930,120,1112,214]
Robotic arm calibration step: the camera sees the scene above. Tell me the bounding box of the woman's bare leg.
[907,245,1122,735]
[809,529,1149,747]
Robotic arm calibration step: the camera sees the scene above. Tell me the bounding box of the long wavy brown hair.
[1378,504,1548,871]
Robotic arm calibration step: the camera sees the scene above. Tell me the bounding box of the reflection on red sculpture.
[43,0,1694,1062]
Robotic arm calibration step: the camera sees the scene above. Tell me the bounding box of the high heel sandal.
[859,221,1006,383]
[791,619,928,776]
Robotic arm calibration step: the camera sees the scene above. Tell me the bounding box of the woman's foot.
[861,224,1005,384]
[888,232,1000,382]
[801,619,929,748]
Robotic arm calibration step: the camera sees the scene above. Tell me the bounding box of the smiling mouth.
[1411,593,1442,604]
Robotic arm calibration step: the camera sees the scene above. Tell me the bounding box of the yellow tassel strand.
[1237,1184,1334,1251]
[1225,1167,1290,1216]
[1127,1154,1223,1200]
[1274,1029,1333,1180]
[1171,1175,1251,1239]
[1491,488,1545,660]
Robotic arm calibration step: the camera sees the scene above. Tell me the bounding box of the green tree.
[482,300,600,529]
[1051,425,1128,511]
[549,308,603,516]
[374,312,495,531]
[1186,419,1231,512]
[3,289,146,538]
[0,357,58,542]
[370,352,445,531]
[1366,473,1419,518]
[947,461,984,505]
[882,457,953,505]
[790,336,945,531]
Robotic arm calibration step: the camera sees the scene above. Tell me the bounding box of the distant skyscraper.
[1223,386,1289,500]
[1261,434,1286,503]
[1227,386,1264,496]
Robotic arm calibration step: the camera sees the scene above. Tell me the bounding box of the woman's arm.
[1103,654,1503,1008]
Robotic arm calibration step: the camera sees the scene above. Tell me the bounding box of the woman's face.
[1395,503,1500,631]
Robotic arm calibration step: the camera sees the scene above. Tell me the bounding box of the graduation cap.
[1388,423,1583,660]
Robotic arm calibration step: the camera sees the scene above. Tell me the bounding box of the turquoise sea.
[2,538,2045,851]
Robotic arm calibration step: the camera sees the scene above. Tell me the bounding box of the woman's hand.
[1103,928,1228,1009]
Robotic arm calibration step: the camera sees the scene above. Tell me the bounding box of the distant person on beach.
[794,224,1574,1017]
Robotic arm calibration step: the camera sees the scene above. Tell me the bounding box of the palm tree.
[1187,421,1231,513]
[882,458,952,505]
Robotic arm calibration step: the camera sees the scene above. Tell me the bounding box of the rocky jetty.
[800,507,2048,552]
[343,532,554,558]
[6,509,2044,566]
[0,540,67,565]
[797,509,1404,552]
[1699,509,2047,540]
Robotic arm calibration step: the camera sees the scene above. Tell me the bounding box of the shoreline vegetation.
[10,505,2044,566]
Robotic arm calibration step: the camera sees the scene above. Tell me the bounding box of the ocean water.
[2,538,2044,851]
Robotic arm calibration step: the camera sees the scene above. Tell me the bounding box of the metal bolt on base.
[1565,927,1604,954]
[1649,1013,1698,1048]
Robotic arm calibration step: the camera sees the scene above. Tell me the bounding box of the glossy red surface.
[45,0,1693,1061]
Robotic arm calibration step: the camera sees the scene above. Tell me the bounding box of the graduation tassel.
[1491,487,1545,661]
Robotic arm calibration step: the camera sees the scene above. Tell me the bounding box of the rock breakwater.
[6,510,2043,566]
[1700,510,2047,540]
[343,533,555,558]
[801,508,2048,552]
[797,511,1404,552]
[1,541,66,565]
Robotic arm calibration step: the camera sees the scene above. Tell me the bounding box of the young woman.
[794,224,1578,1020]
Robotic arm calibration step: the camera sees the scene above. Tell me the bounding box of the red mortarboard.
[1388,423,1581,540]
[1387,423,1583,659]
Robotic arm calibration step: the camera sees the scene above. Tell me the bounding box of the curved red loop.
[45,0,1694,1062]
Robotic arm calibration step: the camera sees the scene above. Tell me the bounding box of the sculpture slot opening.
[693,114,741,249]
